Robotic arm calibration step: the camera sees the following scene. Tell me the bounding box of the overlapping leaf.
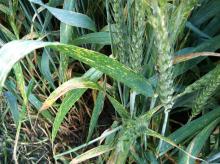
[0,40,154,97]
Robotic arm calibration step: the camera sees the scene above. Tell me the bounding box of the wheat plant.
[1,0,220,163]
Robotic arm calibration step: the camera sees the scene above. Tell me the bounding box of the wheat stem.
[158,110,169,151]
[130,91,137,118]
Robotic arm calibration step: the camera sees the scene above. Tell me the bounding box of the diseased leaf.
[40,77,101,110]
[54,126,121,159]
[0,40,154,97]
[70,145,114,164]
[59,0,77,82]
[52,68,103,142]
[52,44,154,97]
[174,35,220,76]
[73,32,111,45]
[174,52,220,64]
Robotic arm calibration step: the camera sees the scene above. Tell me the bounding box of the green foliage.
[1,0,220,163]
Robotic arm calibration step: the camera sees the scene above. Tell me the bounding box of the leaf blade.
[86,91,105,142]
[52,68,103,142]
[179,118,220,164]
[30,0,96,31]
[70,145,114,164]
[41,77,101,110]
[0,40,154,97]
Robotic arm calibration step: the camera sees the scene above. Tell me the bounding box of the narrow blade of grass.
[70,145,114,164]
[87,91,105,142]
[72,32,111,45]
[146,128,206,163]
[4,91,20,126]
[159,107,220,156]
[107,94,129,119]
[40,49,56,89]
[179,118,220,164]
[30,0,96,31]
[59,0,77,82]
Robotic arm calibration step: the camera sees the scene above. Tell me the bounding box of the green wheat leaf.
[30,0,96,31]
[0,40,154,97]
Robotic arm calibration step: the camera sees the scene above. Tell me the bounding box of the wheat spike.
[184,66,218,94]
[129,0,145,73]
[192,65,220,118]
[148,2,174,110]
[112,0,128,65]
